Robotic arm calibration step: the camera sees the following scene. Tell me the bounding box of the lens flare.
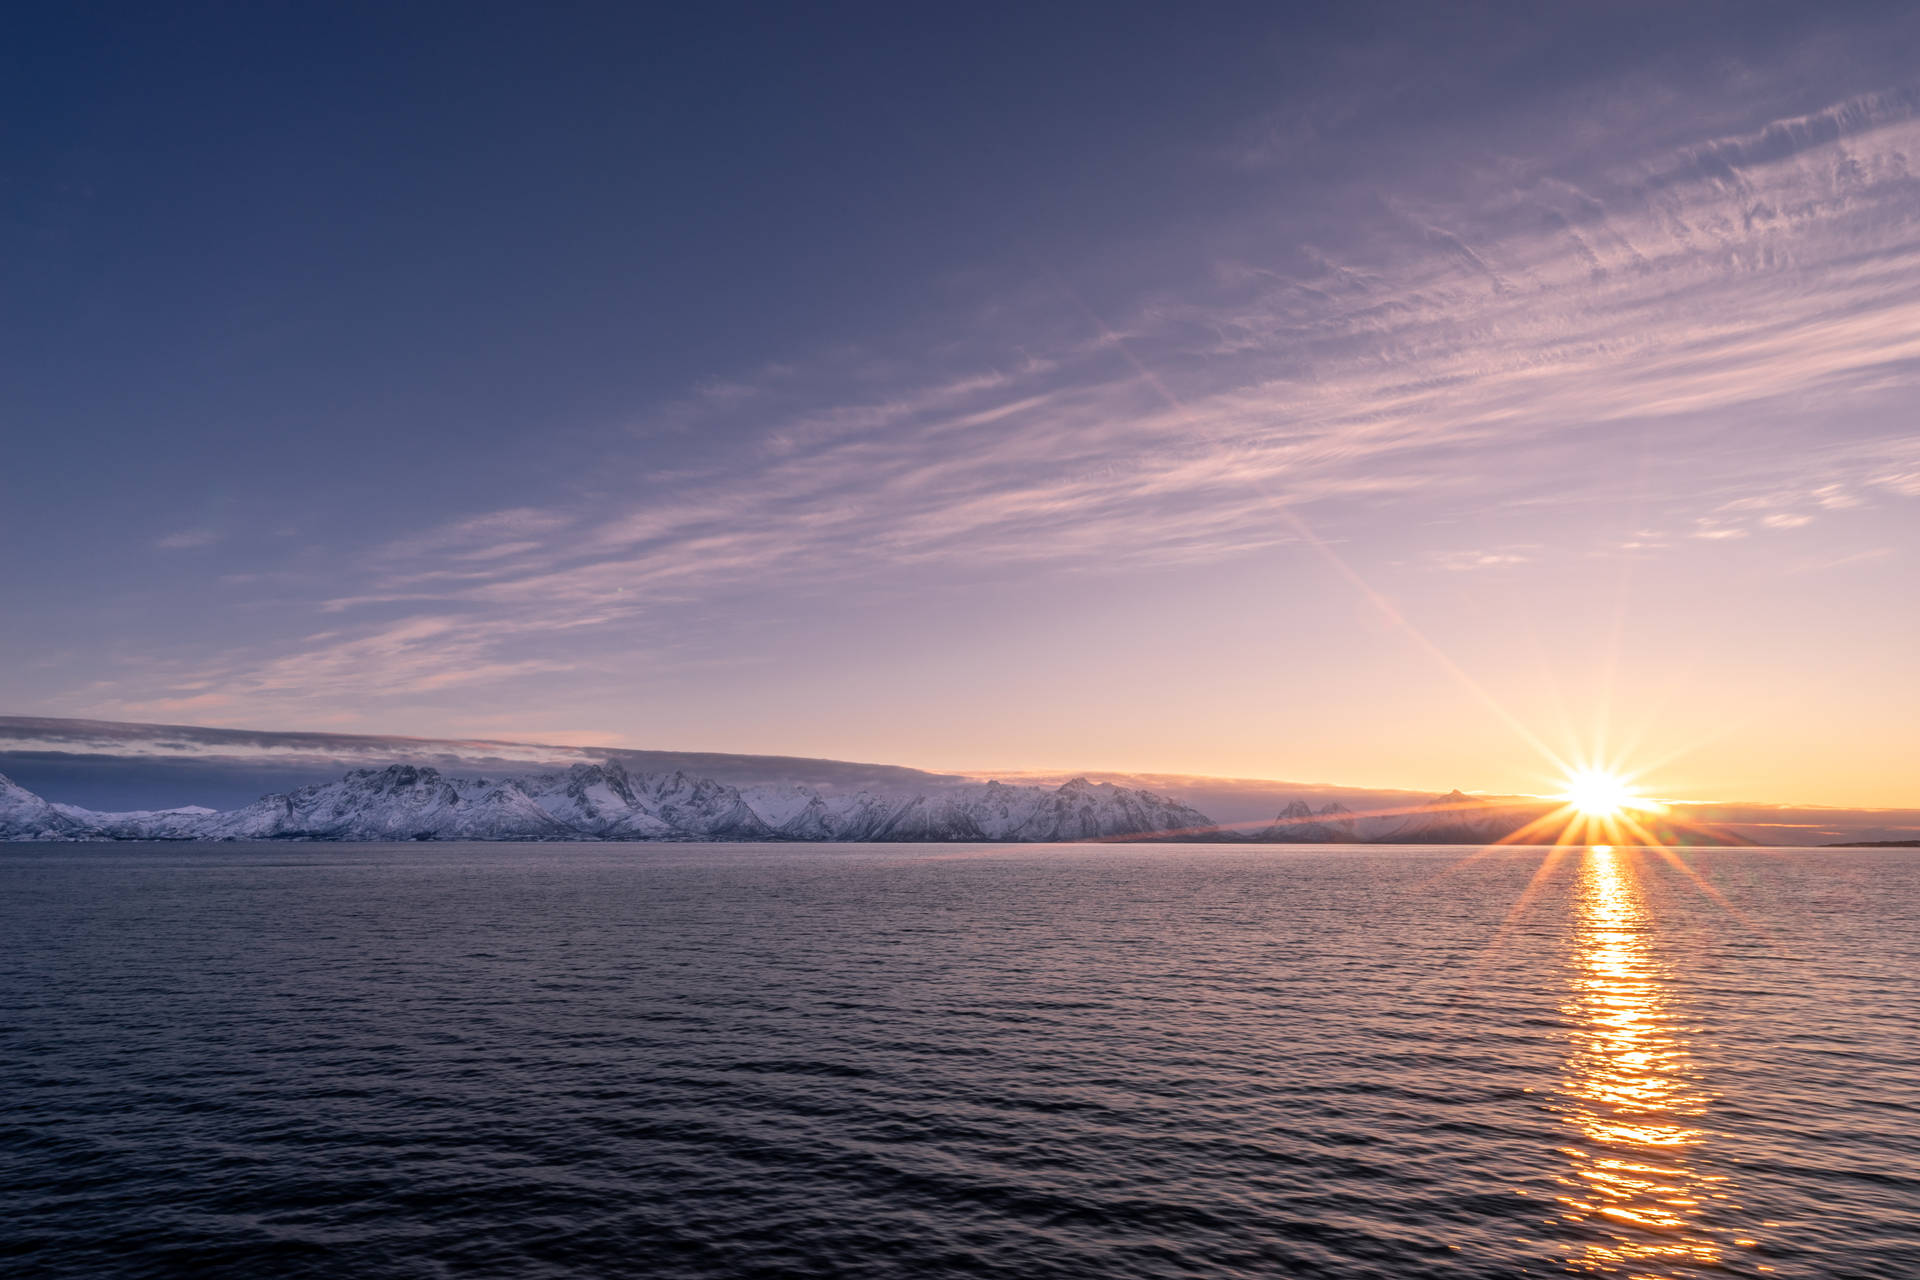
[1562,769,1638,819]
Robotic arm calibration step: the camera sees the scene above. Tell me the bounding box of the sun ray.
[1447,830,1586,989]
[1615,815,1800,957]
[1522,624,1584,772]
[1614,707,1767,785]
[1055,281,1577,782]
[1422,803,1583,882]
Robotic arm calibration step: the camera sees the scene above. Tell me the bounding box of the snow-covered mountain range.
[1,764,1749,845]
[1,762,1215,843]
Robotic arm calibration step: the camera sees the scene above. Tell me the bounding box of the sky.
[5,1,1919,809]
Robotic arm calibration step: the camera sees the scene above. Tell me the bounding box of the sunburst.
[1560,768,1645,823]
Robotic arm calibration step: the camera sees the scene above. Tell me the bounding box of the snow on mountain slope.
[631,771,777,839]
[736,776,1215,842]
[51,802,219,840]
[0,763,1217,843]
[1,773,102,840]
[738,784,820,829]
[200,766,584,841]
[517,763,678,838]
[964,777,1213,841]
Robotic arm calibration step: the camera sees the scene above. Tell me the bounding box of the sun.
[1561,768,1638,819]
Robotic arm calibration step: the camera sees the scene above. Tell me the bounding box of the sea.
[2,842,1915,1279]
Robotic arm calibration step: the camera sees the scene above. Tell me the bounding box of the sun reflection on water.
[1555,846,1746,1276]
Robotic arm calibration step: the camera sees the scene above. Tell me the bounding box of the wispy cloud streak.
[87,84,1920,724]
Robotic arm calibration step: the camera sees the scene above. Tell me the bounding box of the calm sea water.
[2,842,1915,1279]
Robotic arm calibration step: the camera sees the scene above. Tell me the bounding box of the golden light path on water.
[1553,846,1759,1276]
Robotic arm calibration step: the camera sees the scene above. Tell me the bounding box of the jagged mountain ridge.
[0,763,1215,843]
[6,767,1701,845]
[1257,800,1362,843]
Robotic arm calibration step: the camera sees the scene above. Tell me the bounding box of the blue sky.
[6,2,1919,806]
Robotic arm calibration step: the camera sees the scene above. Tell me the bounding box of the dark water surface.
[3,843,1916,1278]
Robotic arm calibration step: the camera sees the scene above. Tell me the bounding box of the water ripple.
[2,842,1916,1278]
